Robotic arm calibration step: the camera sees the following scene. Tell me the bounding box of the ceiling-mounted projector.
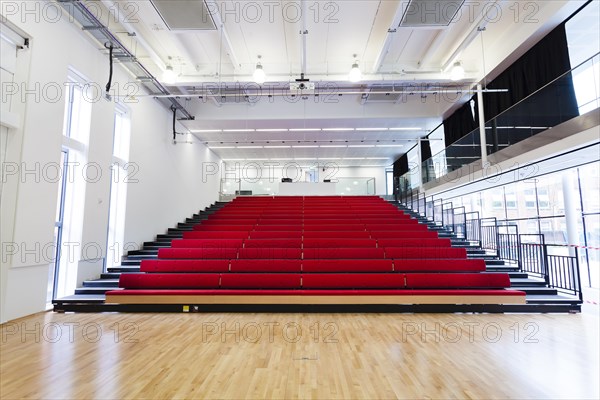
[290,82,316,92]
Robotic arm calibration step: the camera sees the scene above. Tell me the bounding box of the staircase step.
[75,287,116,295]
[168,228,193,233]
[82,279,120,287]
[517,287,558,295]
[120,259,142,266]
[157,234,184,239]
[108,266,140,273]
[525,294,582,304]
[510,278,548,287]
[127,249,159,256]
[101,273,121,279]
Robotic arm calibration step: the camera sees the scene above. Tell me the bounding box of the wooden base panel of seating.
[106,291,526,305]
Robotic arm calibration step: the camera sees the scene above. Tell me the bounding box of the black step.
[144,241,172,247]
[510,278,548,287]
[101,273,122,279]
[127,249,159,256]
[120,259,142,266]
[157,234,184,239]
[82,279,119,287]
[75,287,115,295]
[108,266,140,273]
[518,287,559,295]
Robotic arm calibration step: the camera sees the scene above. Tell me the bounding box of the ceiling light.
[293,145,320,148]
[389,127,423,131]
[163,65,176,84]
[320,145,347,148]
[190,129,222,133]
[264,146,291,148]
[348,54,361,83]
[323,128,353,131]
[289,128,322,132]
[209,146,236,149]
[253,56,266,84]
[255,128,288,132]
[356,128,385,131]
[222,129,255,132]
[348,145,374,148]
[238,146,264,149]
[450,62,465,81]
[376,145,404,148]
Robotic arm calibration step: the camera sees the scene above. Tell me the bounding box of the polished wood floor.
[1,309,598,399]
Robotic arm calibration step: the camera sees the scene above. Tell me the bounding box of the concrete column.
[562,172,579,257]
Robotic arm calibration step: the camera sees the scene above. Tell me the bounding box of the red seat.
[140,260,229,273]
[377,238,452,247]
[170,239,244,248]
[249,231,302,239]
[244,239,302,248]
[230,259,302,272]
[303,259,393,272]
[193,225,255,231]
[393,259,486,272]
[158,248,238,259]
[302,273,404,289]
[303,224,365,231]
[119,273,220,289]
[405,273,511,288]
[303,231,371,239]
[384,247,467,259]
[371,230,436,238]
[183,231,249,239]
[220,273,301,289]
[303,248,385,259]
[239,248,302,259]
[253,225,303,231]
[303,239,376,248]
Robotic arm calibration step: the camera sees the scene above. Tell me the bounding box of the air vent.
[361,86,403,103]
[399,0,465,27]
[150,0,217,30]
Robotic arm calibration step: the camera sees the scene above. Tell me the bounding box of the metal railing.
[401,197,583,300]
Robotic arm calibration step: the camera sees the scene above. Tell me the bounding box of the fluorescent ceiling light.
[389,127,422,131]
[289,128,322,132]
[191,129,221,133]
[255,128,288,132]
[209,146,236,149]
[293,145,320,148]
[320,145,347,148]
[264,146,291,148]
[376,145,404,148]
[238,146,263,149]
[348,145,374,148]
[365,157,389,160]
[223,129,255,132]
[356,128,385,131]
[322,128,353,131]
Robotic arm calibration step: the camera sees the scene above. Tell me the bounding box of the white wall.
[0,4,220,323]
[223,162,386,195]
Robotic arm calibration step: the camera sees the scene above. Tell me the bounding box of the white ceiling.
[94,0,587,166]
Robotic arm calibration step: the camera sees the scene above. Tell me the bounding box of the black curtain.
[481,23,578,122]
[420,139,433,182]
[443,98,477,146]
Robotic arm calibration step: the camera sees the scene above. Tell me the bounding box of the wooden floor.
[1,309,598,399]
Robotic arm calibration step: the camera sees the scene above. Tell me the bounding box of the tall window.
[566,0,600,114]
[52,70,92,299]
[106,105,131,270]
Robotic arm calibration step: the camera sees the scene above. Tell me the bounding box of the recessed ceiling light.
[222,129,255,132]
[348,145,374,148]
[238,146,264,149]
[289,128,322,132]
[356,128,385,131]
[293,145,320,148]
[255,128,288,132]
[322,128,353,131]
[264,146,291,148]
[190,129,222,133]
[320,145,347,148]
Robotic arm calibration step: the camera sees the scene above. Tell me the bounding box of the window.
[53,69,92,299]
[106,105,131,270]
[386,170,393,196]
